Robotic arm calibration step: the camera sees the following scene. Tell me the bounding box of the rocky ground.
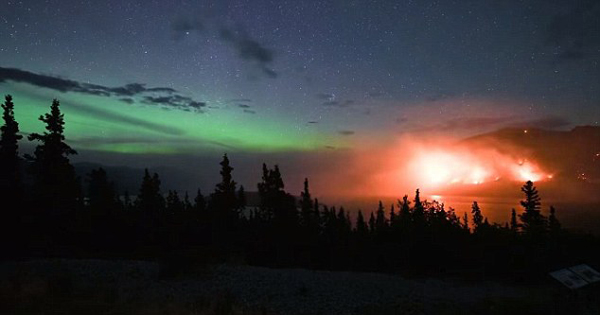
[0,259,598,314]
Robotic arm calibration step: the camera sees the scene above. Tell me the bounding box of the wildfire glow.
[406,145,551,189]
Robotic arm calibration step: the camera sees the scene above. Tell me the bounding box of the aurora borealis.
[1,0,599,196]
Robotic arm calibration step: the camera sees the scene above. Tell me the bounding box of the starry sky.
[1,0,599,194]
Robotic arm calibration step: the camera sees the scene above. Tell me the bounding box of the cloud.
[307,121,319,124]
[172,14,278,78]
[219,28,273,63]
[0,66,95,94]
[119,98,135,104]
[0,66,207,113]
[142,95,206,112]
[339,130,355,136]
[237,104,251,108]
[242,109,256,114]
[146,87,177,94]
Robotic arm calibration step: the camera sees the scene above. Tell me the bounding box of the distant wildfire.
[341,135,555,198]
[406,146,552,189]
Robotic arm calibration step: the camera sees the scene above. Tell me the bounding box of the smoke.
[321,134,553,200]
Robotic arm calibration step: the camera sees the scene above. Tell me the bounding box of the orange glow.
[331,134,555,199]
[405,144,551,190]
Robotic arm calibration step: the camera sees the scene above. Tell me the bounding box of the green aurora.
[5,82,340,155]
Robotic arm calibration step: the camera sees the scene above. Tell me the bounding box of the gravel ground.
[0,259,566,314]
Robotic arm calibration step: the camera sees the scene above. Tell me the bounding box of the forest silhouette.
[1,95,599,281]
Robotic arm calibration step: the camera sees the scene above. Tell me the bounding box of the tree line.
[1,95,598,279]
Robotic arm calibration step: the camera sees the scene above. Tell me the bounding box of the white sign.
[569,264,600,284]
[550,264,600,289]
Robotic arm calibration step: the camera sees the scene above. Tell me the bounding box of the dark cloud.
[0,66,206,113]
[146,87,177,93]
[218,27,277,78]
[307,121,318,124]
[0,66,93,94]
[339,130,355,136]
[243,109,256,114]
[172,14,278,78]
[219,28,272,63]
[237,104,251,108]
[108,83,147,96]
[119,98,135,104]
[545,1,600,62]
[188,101,206,109]
[0,67,179,97]
[261,67,278,79]
[142,95,206,112]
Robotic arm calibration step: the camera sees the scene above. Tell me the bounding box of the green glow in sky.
[5,83,341,155]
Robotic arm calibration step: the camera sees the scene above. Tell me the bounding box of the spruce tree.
[518,180,545,235]
[337,207,351,234]
[237,185,246,211]
[398,195,411,229]
[548,206,561,235]
[355,210,368,236]
[28,99,80,213]
[368,212,376,234]
[210,154,240,241]
[389,204,396,227]
[510,208,518,232]
[87,167,117,217]
[183,192,192,211]
[0,95,22,195]
[300,178,313,228]
[471,201,484,232]
[412,189,425,229]
[313,198,320,227]
[211,154,238,219]
[462,212,469,231]
[135,169,164,215]
[123,191,131,211]
[166,190,184,213]
[194,189,206,213]
[375,200,387,233]
[257,163,296,226]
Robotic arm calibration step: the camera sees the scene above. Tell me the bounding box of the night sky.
[1,0,599,195]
